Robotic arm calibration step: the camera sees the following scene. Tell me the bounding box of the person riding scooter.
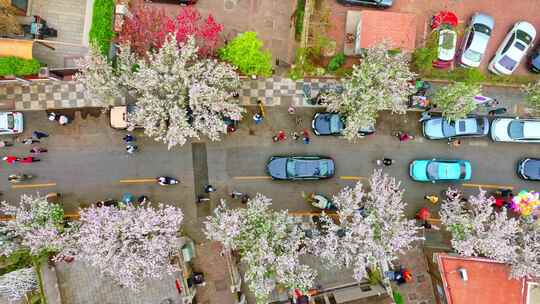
[8,174,33,183]
[157,176,179,186]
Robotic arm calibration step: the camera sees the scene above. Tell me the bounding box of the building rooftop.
[436,254,531,304]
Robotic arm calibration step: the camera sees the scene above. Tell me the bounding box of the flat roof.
[358,10,416,51]
[436,254,527,304]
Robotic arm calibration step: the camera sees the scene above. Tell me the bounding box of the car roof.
[436,161,462,179]
[455,118,480,135]
[523,121,540,138]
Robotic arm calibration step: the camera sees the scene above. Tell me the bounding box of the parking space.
[326,0,540,75]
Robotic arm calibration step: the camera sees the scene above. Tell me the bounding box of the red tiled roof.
[436,254,527,304]
[358,10,416,51]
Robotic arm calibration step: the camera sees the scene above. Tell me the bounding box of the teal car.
[409,159,472,182]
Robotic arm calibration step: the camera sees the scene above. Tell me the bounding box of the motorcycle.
[157,176,180,186]
[303,192,337,211]
[8,174,33,183]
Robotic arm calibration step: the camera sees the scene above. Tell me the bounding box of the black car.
[529,49,540,73]
[517,158,540,180]
[336,0,393,8]
[312,113,375,136]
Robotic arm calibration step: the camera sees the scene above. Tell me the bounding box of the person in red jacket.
[2,156,20,165]
[20,156,40,163]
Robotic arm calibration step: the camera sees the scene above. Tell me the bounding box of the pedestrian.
[230,191,244,199]
[288,105,296,115]
[0,140,13,148]
[241,194,250,204]
[488,107,507,116]
[292,131,299,141]
[382,158,393,166]
[3,156,20,165]
[424,194,439,204]
[302,130,310,144]
[448,139,462,147]
[253,113,263,124]
[32,131,49,139]
[137,195,149,204]
[126,144,138,154]
[123,134,135,143]
[418,111,431,122]
[30,147,48,154]
[59,115,70,125]
[232,91,240,99]
[20,156,40,163]
[398,132,414,142]
[276,130,286,141]
[204,185,216,193]
[21,138,39,145]
[48,112,58,122]
[422,221,440,230]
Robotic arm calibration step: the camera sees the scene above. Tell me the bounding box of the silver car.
[460,13,494,68]
[491,118,540,142]
[423,117,489,140]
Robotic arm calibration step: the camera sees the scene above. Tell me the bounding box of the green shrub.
[411,31,438,74]
[89,0,115,56]
[219,31,273,77]
[327,53,345,72]
[288,47,316,80]
[0,56,41,77]
[393,291,405,304]
[294,0,305,41]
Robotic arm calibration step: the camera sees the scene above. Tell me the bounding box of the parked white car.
[0,112,23,135]
[488,21,536,75]
[438,29,458,61]
[491,118,540,142]
[460,13,494,68]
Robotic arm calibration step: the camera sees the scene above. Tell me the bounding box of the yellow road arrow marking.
[462,183,514,190]
[119,178,157,184]
[339,176,367,180]
[11,183,56,189]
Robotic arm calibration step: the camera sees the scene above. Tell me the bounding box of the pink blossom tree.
[0,268,37,301]
[57,203,184,290]
[203,194,316,303]
[309,170,423,282]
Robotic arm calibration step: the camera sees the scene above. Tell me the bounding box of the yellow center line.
[233,176,272,180]
[11,183,57,189]
[462,183,514,190]
[339,176,367,180]
[119,178,157,183]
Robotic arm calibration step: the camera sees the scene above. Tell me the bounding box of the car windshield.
[442,120,456,137]
[464,49,482,62]
[286,160,295,177]
[498,55,517,71]
[516,29,533,44]
[426,162,439,179]
[476,118,485,132]
[473,23,491,35]
[508,121,524,139]
[319,161,328,176]
[329,115,342,133]
[7,113,14,129]
[515,41,526,51]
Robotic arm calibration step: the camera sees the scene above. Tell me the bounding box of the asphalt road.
[1,107,540,223]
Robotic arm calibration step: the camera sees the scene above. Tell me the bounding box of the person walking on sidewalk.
[0,140,13,148]
[123,134,135,143]
[288,105,296,115]
[424,194,439,204]
[253,113,263,124]
[302,130,310,144]
[3,156,20,165]
[21,138,39,145]
[59,115,70,125]
[377,158,394,167]
[20,156,40,163]
[204,185,216,193]
[126,144,138,154]
[32,131,49,139]
[30,147,48,154]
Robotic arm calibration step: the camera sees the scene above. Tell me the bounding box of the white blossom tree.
[432,82,481,121]
[523,80,540,113]
[439,188,540,280]
[204,194,316,303]
[0,195,65,257]
[323,43,416,140]
[0,268,38,301]
[57,203,184,290]
[308,170,422,282]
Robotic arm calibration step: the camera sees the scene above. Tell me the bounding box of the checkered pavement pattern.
[0,81,124,110]
[0,77,339,111]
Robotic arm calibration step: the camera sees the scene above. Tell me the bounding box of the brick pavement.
[0,77,340,110]
[393,247,436,304]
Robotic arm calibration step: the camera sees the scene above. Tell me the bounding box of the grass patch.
[294,0,306,42]
[89,0,115,56]
[0,56,41,77]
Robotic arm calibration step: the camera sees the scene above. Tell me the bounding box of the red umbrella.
[416,207,430,221]
[431,11,458,29]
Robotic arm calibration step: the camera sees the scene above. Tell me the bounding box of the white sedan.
[488,21,536,75]
[491,118,540,142]
[0,112,24,135]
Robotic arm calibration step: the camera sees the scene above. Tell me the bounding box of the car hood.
[410,161,429,181]
[423,119,444,138]
[470,33,490,54]
[267,158,287,179]
[491,119,512,141]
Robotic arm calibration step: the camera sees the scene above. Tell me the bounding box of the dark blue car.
[312,113,375,136]
[266,156,335,180]
[518,158,540,180]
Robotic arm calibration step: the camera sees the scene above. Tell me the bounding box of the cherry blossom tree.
[309,170,423,282]
[432,82,481,121]
[125,36,244,149]
[204,194,316,303]
[523,80,540,113]
[322,43,416,140]
[56,203,184,290]
[439,188,540,280]
[118,6,223,58]
[0,268,37,301]
[0,195,65,257]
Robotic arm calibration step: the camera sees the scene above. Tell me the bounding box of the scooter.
[303,192,337,211]
[8,174,33,183]
[157,176,180,186]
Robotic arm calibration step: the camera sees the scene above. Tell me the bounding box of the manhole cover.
[224,0,237,10]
